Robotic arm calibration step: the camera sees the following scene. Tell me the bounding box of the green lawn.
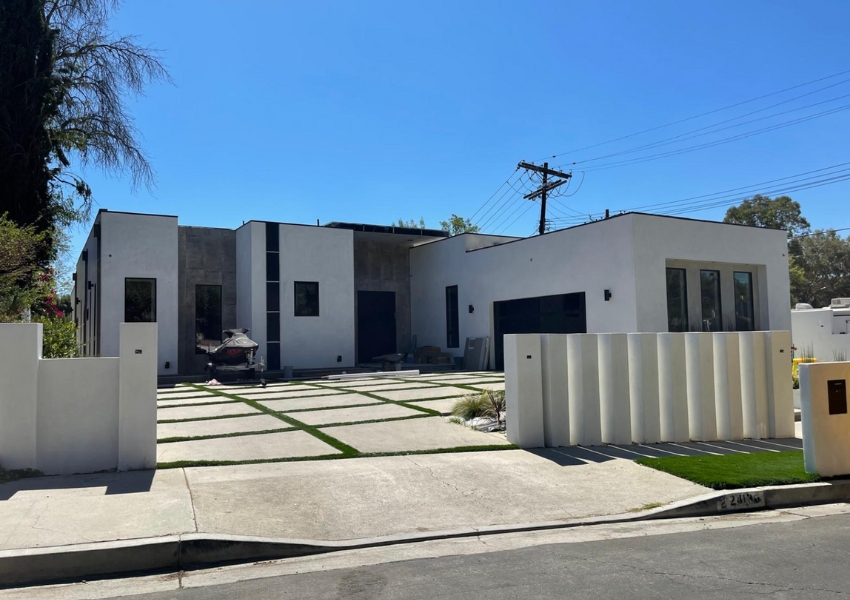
[635,450,819,490]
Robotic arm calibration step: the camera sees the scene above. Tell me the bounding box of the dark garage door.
[493,292,586,370]
[357,291,397,363]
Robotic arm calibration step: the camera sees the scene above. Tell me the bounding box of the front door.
[357,291,397,362]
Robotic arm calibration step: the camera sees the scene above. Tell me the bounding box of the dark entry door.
[357,291,397,362]
[493,292,586,370]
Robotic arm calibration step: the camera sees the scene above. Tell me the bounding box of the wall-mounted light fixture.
[604,289,612,302]
[469,305,474,313]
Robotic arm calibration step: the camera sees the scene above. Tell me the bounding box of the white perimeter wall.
[277,225,355,368]
[99,212,179,375]
[410,218,639,361]
[506,331,795,449]
[791,308,850,362]
[631,214,790,332]
[0,323,157,475]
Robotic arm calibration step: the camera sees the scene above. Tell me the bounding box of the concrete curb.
[3,478,849,588]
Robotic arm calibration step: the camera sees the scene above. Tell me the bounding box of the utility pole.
[517,161,572,235]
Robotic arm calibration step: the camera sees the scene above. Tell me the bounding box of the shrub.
[32,315,78,358]
[486,390,506,429]
[451,393,491,421]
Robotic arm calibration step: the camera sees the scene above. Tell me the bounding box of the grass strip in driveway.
[157,399,239,410]
[316,414,433,429]
[158,427,298,444]
[635,450,820,490]
[307,383,442,417]
[186,384,360,456]
[158,412,260,424]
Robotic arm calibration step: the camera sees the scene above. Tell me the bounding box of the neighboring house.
[791,299,850,362]
[73,210,791,375]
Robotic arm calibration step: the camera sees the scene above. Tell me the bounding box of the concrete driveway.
[156,372,508,466]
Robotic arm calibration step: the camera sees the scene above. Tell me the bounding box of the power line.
[543,67,850,161]
[469,168,521,221]
[567,89,850,167]
[561,103,850,174]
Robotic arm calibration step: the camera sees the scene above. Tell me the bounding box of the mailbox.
[800,364,850,477]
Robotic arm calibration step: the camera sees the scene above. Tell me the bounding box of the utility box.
[799,362,850,476]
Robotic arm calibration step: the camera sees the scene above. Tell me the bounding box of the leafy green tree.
[0,0,170,251]
[394,218,426,229]
[32,313,77,358]
[724,195,810,254]
[0,215,50,321]
[440,214,480,235]
[790,230,850,307]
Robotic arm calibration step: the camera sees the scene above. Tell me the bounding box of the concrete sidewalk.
[0,450,706,551]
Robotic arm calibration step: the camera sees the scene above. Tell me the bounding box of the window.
[125,278,156,322]
[700,270,722,331]
[446,285,459,348]
[734,271,755,331]
[265,222,279,252]
[266,282,280,310]
[666,268,688,332]
[294,282,319,316]
[195,285,222,352]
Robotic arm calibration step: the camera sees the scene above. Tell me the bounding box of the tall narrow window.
[195,285,222,353]
[125,278,156,322]
[446,285,459,348]
[700,270,722,331]
[294,282,320,316]
[734,271,755,331]
[666,268,688,332]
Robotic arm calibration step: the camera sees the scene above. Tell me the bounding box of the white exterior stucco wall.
[630,214,791,332]
[99,212,179,375]
[276,224,355,369]
[791,308,850,362]
[410,217,640,361]
[235,222,267,358]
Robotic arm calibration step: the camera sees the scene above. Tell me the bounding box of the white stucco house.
[74,209,791,375]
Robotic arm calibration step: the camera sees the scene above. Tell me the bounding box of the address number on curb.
[716,491,765,511]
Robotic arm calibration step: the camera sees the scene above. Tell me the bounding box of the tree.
[789,230,850,307]
[440,214,479,236]
[394,218,426,229]
[723,195,810,240]
[0,0,170,250]
[0,215,50,321]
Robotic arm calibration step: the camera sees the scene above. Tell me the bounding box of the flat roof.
[323,221,449,238]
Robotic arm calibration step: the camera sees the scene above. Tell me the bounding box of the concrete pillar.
[712,333,732,440]
[725,334,744,440]
[540,334,569,447]
[598,333,631,445]
[686,333,717,440]
[627,333,660,443]
[658,333,689,442]
[567,334,601,446]
[0,323,42,470]
[118,323,159,470]
[752,332,770,439]
[739,332,759,439]
[798,364,816,473]
[766,330,795,438]
[505,334,545,448]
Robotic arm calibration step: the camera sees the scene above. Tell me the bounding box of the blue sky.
[71,0,850,254]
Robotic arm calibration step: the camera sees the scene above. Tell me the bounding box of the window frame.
[124,277,157,323]
[665,267,688,332]
[446,285,459,348]
[294,281,320,317]
[699,269,723,332]
[194,284,222,353]
[733,271,756,332]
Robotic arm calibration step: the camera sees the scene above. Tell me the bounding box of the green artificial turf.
[635,450,819,490]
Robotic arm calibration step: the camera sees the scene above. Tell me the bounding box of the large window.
[700,270,722,331]
[734,271,755,331]
[294,282,319,316]
[446,285,459,348]
[125,278,156,322]
[195,285,222,353]
[666,268,688,332]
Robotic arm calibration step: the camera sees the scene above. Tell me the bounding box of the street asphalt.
[16,509,845,599]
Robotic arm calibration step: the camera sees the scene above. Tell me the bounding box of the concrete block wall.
[0,323,157,475]
[505,331,794,448]
[799,361,850,476]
